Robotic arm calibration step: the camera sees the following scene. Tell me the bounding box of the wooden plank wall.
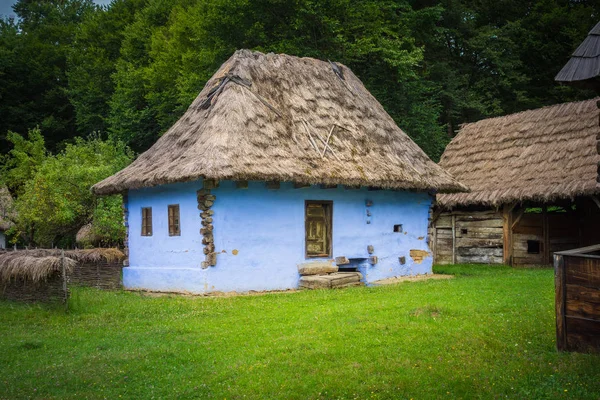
[512,212,544,266]
[513,208,580,266]
[555,253,600,353]
[434,211,503,264]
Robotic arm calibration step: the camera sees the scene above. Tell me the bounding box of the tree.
[6,135,133,247]
[0,0,96,154]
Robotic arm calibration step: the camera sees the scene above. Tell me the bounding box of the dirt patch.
[128,288,300,298]
[371,274,453,286]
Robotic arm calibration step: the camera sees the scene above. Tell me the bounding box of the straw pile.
[437,98,600,208]
[93,50,466,195]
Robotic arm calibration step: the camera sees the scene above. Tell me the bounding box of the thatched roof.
[0,187,14,232]
[93,50,465,195]
[75,223,98,245]
[555,22,600,90]
[0,248,125,283]
[437,98,600,208]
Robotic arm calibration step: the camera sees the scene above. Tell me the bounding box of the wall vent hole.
[393,224,403,233]
[527,240,540,254]
[461,228,468,235]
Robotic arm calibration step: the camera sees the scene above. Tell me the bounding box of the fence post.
[61,249,68,312]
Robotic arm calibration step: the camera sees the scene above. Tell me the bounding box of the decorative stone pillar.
[198,179,218,269]
[122,192,129,267]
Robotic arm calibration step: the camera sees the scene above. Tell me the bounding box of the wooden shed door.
[305,201,332,258]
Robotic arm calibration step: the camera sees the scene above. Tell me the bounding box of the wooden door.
[305,201,332,257]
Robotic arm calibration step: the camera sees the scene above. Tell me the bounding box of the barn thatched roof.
[437,98,600,208]
[555,21,600,90]
[0,187,14,232]
[93,50,465,195]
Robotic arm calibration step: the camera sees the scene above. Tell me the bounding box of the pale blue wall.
[0,231,5,249]
[125,180,433,293]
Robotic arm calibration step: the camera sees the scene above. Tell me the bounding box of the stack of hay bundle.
[298,261,363,289]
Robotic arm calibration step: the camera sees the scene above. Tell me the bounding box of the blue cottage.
[93,50,465,293]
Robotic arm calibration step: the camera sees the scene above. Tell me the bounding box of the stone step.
[297,261,338,276]
[299,272,363,289]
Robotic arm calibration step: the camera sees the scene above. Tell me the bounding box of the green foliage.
[0,128,47,196]
[5,134,133,246]
[1,265,599,398]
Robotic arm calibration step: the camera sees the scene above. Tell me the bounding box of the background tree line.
[0,0,598,246]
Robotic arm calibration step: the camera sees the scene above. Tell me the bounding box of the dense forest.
[0,0,598,247]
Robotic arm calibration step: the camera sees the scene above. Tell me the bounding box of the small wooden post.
[451,214,456,264]
[503,203,515,266]
[554,253,566,351]
[61,249,68,312]
[543,206,550,265]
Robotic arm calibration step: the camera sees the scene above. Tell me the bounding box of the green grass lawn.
[1,265,599,399]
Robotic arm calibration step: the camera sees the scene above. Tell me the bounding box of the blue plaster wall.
[125,180,433,293]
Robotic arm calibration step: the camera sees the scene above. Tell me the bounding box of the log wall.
[433,210,504,264]
[555,247,600,353]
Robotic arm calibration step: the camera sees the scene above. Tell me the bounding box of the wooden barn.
[431,99,600,266]
[93,50,465,294]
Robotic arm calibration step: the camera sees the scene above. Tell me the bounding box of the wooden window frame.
[141,207,152,236]
[305,200,333,258]
[168,204,181,236]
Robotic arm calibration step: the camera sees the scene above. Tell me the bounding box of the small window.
[461,228,468,235]
[393,224,403,233]
[305,201,332,258]
[527,240,540,254]
[168,205,180,236]
[141,207,152,236]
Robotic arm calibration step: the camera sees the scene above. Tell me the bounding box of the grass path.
[1,265,599,399]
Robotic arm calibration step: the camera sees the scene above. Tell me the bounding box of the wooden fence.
[554,245,600,353]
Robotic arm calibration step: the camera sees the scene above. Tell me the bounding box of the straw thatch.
[555,22,600,90]
[93,50,465,195]
[0,254,76,283]
[0,186,14,232]
[437,98,600,208]
[0,248,124,283]
[75,223,99,245]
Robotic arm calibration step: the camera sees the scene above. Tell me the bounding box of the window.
[141,207,152,236]
[305,201,332,258]
[527,240,540,254]
[393,224,403,233]
[168,205,180,236]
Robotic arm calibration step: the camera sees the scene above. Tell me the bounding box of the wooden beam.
[591,195,600,210]
[543,205,550,265]
[511,207,525,230]
[451,214,456,264]
[502,202,516,266]
[554,254,567,352]
[431,208,443,225]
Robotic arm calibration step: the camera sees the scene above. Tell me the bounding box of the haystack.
[437,98,600,208]
[93,50,465,195]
